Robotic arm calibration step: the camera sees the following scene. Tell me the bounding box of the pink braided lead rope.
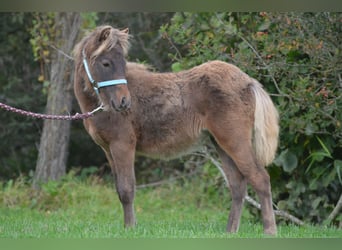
[0,101,104,121]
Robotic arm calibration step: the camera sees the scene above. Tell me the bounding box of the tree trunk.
[33,13,82,186]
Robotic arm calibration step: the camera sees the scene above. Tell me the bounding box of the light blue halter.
[82,49,127,95]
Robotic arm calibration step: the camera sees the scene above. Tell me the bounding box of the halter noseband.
[82,49,127,95]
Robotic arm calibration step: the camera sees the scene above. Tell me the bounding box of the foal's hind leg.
[213,143,247,233]
[207,122,277,235]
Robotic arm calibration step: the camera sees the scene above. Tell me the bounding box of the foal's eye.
[102,60,111,67]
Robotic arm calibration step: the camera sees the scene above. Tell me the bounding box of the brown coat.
[73,26,279,235]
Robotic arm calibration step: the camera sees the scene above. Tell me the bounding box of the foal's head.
[75,25,131,112]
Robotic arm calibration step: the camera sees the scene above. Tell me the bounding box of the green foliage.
[80,12,98,30]
[29,13,57,94]
[29,13,55,63]
[163,12,342,225]
[0,13,44,179]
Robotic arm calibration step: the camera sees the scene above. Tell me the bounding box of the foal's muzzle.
[112,96,131,112]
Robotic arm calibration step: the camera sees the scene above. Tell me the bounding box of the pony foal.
[73,25,279,235]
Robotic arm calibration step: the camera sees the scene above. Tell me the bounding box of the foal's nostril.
[120,96,130,109]
[111,97,130,111]
[121,97,126,107]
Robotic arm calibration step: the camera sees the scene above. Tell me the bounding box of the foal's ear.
[99,27,111,42]
[121,28,129,34]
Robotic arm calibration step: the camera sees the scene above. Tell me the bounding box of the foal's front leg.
[106,142,136,227]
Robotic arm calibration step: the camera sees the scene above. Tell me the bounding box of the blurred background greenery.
[0,12,341,227]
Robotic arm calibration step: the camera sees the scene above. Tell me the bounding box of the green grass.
[0,173,341,238]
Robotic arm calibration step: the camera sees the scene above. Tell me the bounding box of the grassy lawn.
[0,174,341,238]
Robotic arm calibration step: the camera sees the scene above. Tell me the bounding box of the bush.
[162,12,342,225]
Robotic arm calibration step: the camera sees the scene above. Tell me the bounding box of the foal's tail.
[251,80,279,167]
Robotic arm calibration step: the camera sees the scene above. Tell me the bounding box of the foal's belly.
[135,130,208,160]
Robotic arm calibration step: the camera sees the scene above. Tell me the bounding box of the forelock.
[90,26,130,60]
[73,25,131,63]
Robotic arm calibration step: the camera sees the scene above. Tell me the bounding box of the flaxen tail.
[251,80,279,167]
